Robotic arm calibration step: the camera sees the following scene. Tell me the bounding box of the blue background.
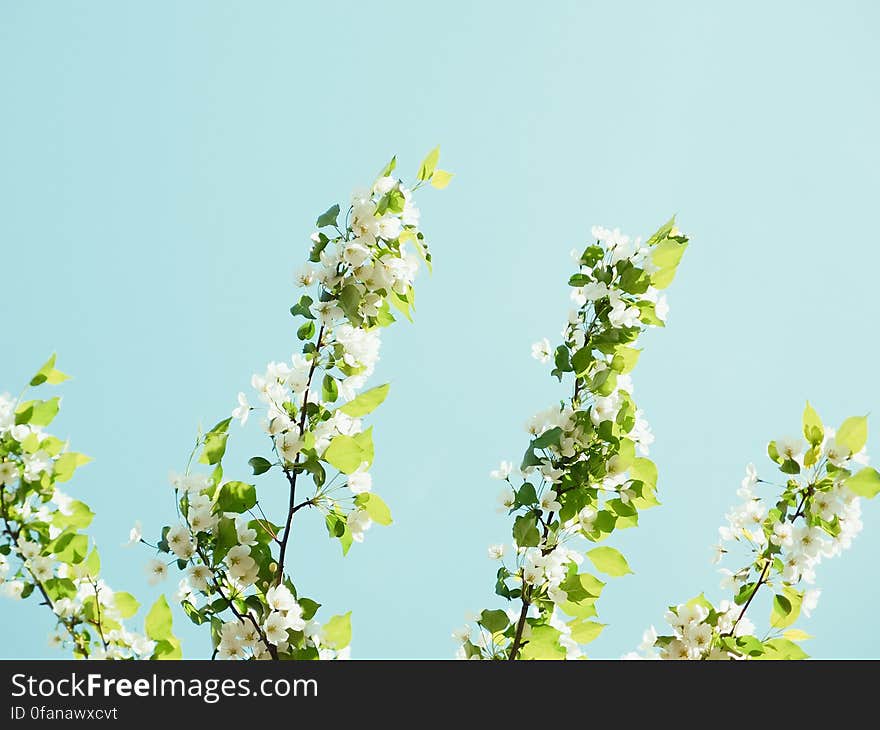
[2,1,878,658]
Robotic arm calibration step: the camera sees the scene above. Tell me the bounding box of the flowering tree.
[454,219,689,659]
[140,151,451,660]
[0,356,178,659]
[636,405,879,660]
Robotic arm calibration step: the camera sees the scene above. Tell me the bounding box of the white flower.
[770,521,793,548]
[539,489,562,513]
[347,509,372,543]
[737,463,758,499]
[145,558,168,585]
[531,338,552,364]
[276,432,304,464]
[802,588,821,617]
[29,556,54,582]
[217,635,246,660]
[232,392,250,426]
[2,580,24,599]
[373,176,397,195]
[295,265,315,288]
[776,436,806,462]
[581,281,610,301]
[591,394,620,426]
[17,537,40,559]
[166,524,195,559]
[522,565,543,585]
[347,468,372,495]
[496,486,516,513]
[188,507,218,534]
[451,625,470,643]
[236,519,257,546]
[824,438,850,467]
[263,611,290,646]
[226,545,257,583]
[0,461,17,487]
[547,586,568,604]
[265,584,297,613]
[175,579,194,603]
[377,215,402,241]
[608,300,641,329]
[22,450,52,482]
[490,461,513,480]
[187,564,212,592]
[487,544,505,560]
[654,295,669,322]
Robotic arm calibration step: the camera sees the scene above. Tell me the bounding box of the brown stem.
[0,485,89,657]
[196,546,278,660]
[727,484,814,638]
[274,325,324,587]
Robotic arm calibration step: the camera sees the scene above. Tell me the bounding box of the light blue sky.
[2,2,878,659]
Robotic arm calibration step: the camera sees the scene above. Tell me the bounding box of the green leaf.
[322,374,339,403]
[646,216,676,246]
[216,481,257,513]
[15,398,60,427]
[199,427,229,466]
[478,609,509,633]
[837,415,868,455]
[153,636,183,660]
[759,638,808,661]
[630,457,658,489]
[431,169,454,189]
[586,546,632,577]
[356,492,392,525]
[248,456,273,476]
[49,533,88,564]
[114,592,140,619]
[53,452,92,483]
[145,595,173,641]
[568,619,605,645]
[51,500,94,530]
[846,467,880,499]
[611,347,641,374]
[322,612,352,650]
[339,284,363,326]
[770,586,802,629]
[513,513,540,547]
[520,625,565,660]
[297,319,316,341]
[30,354,70,386]
[417,146,440,181]
[802,401,824,446]
[782,628,812,642]
[379,155,396,177]
[316,203,340,229]
[339,384,391,417]
[290,294,315,320]
[324,433,371,474]
[571,347,593,376]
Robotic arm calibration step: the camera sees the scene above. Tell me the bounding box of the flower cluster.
[142,151,450,659]
[456,219,689,659]
[638,404,878,660]
[0,357,175,659]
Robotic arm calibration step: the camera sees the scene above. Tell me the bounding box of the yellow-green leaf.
[339,384,390,417]
[322,612,352,650]
[145,595,173,641]
[430,169,454,189]
[837,415,868,455]
[586,546,633,577]
[846,467,880,499]
[417,146,440,181]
